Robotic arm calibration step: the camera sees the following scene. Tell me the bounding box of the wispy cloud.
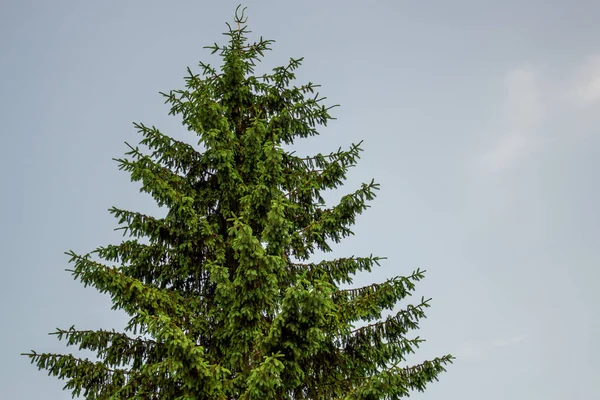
[572,55,600,105]
[479,66,543,173]
[478,55,600,174]
[457,334,530,360]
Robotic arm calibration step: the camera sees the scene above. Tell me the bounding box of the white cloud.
[479,132,534,173]
[479,66,543,173]
[572,55,600,105]
[473,55,600,178]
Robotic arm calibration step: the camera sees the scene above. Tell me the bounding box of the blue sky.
[2,1,599,398]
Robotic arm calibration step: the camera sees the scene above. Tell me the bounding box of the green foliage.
[24,6,453,399]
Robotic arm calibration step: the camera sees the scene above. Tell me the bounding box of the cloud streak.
[457,334,530,360]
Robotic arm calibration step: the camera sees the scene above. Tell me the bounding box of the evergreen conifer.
[24,7,453,399]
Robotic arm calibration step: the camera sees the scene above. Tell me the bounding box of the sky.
[1,0,599,398]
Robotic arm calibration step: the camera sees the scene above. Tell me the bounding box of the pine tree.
[24,7,453,399]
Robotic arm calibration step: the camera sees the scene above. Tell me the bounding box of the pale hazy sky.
[2,1,599,399]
